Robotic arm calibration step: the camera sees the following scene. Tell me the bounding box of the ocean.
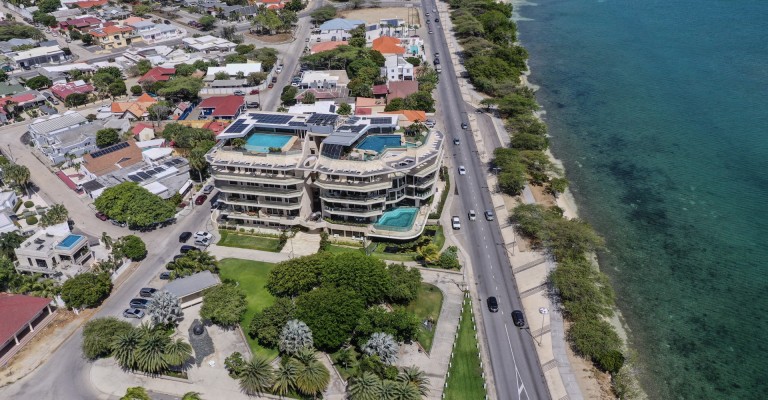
[514,0,768,398]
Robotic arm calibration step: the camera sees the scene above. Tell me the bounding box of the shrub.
[60,272,112,309]
[200,283,247,327]
[25,216,38,225]
[113,235,147,261]
[428,167,450,219]
[81,317,133,359]
[130,85,143,95]
[596,349,625,374]
[23,200,34,208]
[225,351,246,378]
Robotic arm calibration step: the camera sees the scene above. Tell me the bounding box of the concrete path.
[281,231,320,257]
[207,244,290,264]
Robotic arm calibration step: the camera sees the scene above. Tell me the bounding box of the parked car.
[195,194,207,205]
[194,237,210,247]
[512,310,526,327]
[271,76,278,83]
[180,245,197,253]
[487,297,499,312]
[95,212,108,221]
[202,185,214,194]
[451,216,461,230]
[233,90,245,96]
[250,89,260,95]
[434,18,440,22]
[173,254,185,261]
[139,287,157,298]
[433,58,440,65]
[484,210,495,221]
[268,83,274,88]
[159,271,171,280]
[468,210,477,220]
[429,30,433,34]
[110,219,127,227]
[129,298,152,309]
[179,231,192,242]
[164,19,171,24]
[194,231,213,240]
[458,166,467,175]
[123,308,145,319]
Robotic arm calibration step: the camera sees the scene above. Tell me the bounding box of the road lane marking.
[504,324,531,400]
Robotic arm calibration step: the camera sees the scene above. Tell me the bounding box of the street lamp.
[537,307,549,346]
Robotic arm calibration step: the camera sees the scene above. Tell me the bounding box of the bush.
[224,352,246,378]
[428,167,450,219]
[81,317,133,359]
[200,283,247,327]
[567,318,622,364]
[114,235,147,261]
[25,216,38,225]
[23,200,34,208]
[296,287,365,351]
[248,297,295,349]
[319,231,330,251]
[130,85,143,96]
[437,246,461,269]
[596,349,625,374]
[60,272,112,309]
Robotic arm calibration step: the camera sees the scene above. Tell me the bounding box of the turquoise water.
[244,133,292,152]
[517,1,768,398]
[357,135,403,153]
[375,207,418,230]
[57,234,83,250]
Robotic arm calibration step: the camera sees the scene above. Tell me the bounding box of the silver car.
[123,308,145,319]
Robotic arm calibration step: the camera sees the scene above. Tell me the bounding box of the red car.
[95,212,108,221]
[195,195,207,205]
[250,89,260,95]
[268,83,274,88]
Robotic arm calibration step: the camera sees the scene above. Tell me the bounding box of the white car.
[458,166,467,175]
[194,231,213,240]
[468,210,476,220]
[451,216,461,230]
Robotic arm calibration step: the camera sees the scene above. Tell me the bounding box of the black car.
[159,271,171,280]
[129,298,153,309]
[173,254,185,261]
[139,287,157,298]
[180,245,197,253]
[512,310,526,327]
[461,122,469,129]
[434,18,440,22]
[434,58,440,65]
[179,231,192,243]
[487,296,499,312]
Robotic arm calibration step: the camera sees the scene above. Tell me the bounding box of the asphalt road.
[419,0,551,399]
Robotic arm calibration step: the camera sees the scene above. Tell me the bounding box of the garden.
[217,229,283,252]
[443,298,487,400]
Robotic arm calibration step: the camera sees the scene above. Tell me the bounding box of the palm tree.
[393,381,420,400]
[416,243,440,265]
[101,232,113,250]
[292,349,330,399]
[181,393,202,400]
[396,366,430,396]
[40,204,69,227]
[163,338,192,367]
[346,371,381,400]
[5,164,30,198]
[188,147,208,182]
[238,355,274,395]
[336,347,354,369]
[231,138,246,149]
[135,329,170,374]
[272,359,298,397]
[112,328,142,370]
[378,379,399,400]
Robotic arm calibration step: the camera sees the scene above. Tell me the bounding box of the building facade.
[14,231,92,275]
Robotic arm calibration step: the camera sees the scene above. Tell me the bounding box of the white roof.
[141,181,168,195]
[13,46,64,61]
[136,138,164,148]
[207,63,262,77]
[142,147,173,160]
[42,63,95,73]
[301,71,340,84]
[163,271,219,298]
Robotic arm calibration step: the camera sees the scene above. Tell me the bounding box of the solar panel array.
[165,158,184,167]
[338,125,365,133]
[249,113,293,125]
[306,113,339,126]
[369,117,392,125]
[225,119,249,134]
[90,142,129,158]
[321,144,345,159]
[288,121,307,127]
[128,166,168,183]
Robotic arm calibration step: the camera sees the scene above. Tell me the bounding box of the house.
[28,111,101,163]
[138,66,176,84]
[14,230,93,275]
[163,271,219,308]
[315,18,365,42]
[372,84,389,99]
[89,25,136,49]
[371,36,406,56]
[198,95,245,120]
[111,93,158,120]
[288,100,347,115]
[294,88,347,102]
[51,8,84,22]
[70,0,109,9]
[182,35,236,53]
[208,79,248,89]
[382,54,414,81]
[98,7,131,20]
[172,102,191,119]
[381,110,428,126]
[81,156,190,199]
[12,46,66,69]
[50,81,95,101]
[0,91,47,113]
[0,39,36,55]
[0,214,17,234]
[310,41,347,55]
[80,140,143,178]
[176,120,228,135]
[206,63,263,78]
[132,123,155,141]
[126,19,186,44]
[299,70,349,89]
[386,80,419,102]
[0,191,19,215]
[355,97,386,114]
[59,16,103,32]
[0,294,55,366]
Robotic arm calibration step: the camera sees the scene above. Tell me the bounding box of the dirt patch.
[247,32,293,43]
[530,185,558,208]
[564,321,617,399]
[341,7,421,25]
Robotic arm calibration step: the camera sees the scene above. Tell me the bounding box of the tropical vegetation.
[60,272,112,309]
[94,182,176,228]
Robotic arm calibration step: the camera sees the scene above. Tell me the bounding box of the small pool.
[356,135,403,153]
[244,133,293,153]
[374,207,419,231]
[57,234,83,250]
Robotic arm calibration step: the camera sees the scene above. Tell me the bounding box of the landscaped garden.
[217,229,282,252]
[405,283,444,352]
[443,298,487,400]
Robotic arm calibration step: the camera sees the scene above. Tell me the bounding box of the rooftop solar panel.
[128,175,142,182]
[369,117,392,125]
[307,113,338,126]
[90,141,129,158]
[288,121,306,127]
[137,172,151,179]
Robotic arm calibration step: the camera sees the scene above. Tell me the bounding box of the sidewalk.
[207,244,290,263]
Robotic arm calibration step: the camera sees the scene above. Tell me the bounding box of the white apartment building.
[128,20,187,44]
[313,18,365,42]
[299,70,349,89]
[12,46,66,69]
[28,112,99,164]
[382,54,414,81]
[182,35,237,53]
[207,112,445,240]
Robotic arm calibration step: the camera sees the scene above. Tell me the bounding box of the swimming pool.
[356,135,403,153]
[374,207,419,231]
[244,133,293,153]
[57,234,83,250]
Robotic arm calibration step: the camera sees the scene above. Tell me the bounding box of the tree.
[81,33,94,45]
[321,252,391,305]
[37,0,62,12]
[225,351,247,377]
[163,337,193,366]
[135,327,171,374]
[181,393,203,400]
[238,356,274,396]
[246,72,268,86]
[253,8,282,35]
[4,164,30,197]
[69,29,82,41]
[130,85,143,96]
[0,23,44,41]
[198,15,217,31]
[403,91,435,112]
[39,204,68,227]
[416,243,440,265]
[60,272,112,309]
[157,76,203,102]
[200,283,247,327]
[214,71,230,80]
[113,235,147,261]
[165,250,219,279]
[175,63,196,77]
[94,182,176,228]
[296,287,365,351]
[147,291,183,326]
[280,85,298,106]
[292,349,330,398]
[120,387,151,400]
[547,177,569,198]
[25,75,52,90]
[355,307,418,344]
[336,102,352,115]
[265,254,324,297]
[109,81,127,97]
[249,297,295,349]
[65,92,89,107]
[284,0,304,11]
[310,5,336,23]
[347,371,381,400]
[438,246,461,270]
[0,70,7,83]
[279,320,313,355]
[363,332,399,365]
[82,317,133,359]
[0,232,25,260]
[397,366,429,396]
[300,91,316,104]
[96,128,120,148]
[112,328,142,370]
[188,146,209,182]
[272,359,298,396]
[132,4,152,17]
[147,103,172,122]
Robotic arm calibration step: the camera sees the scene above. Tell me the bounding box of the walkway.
[207,244,290,264]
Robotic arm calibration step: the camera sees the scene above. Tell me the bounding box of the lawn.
[405,283,443,352]
[218,230,282,252]
[218,258,278,359]
[324,244,365,255]
[444,299,487,400]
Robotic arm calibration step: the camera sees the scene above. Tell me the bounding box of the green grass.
[444,299,487,400]
[405,283,443,352]
[218,258,278,359]
[218,230,282,252]
[324,244,365,255]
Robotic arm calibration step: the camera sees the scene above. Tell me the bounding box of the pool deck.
[369,206,430,240]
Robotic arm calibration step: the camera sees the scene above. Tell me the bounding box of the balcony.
[212,169,304,185]
[217,183,302,198]
[220,197,302,210]
[410,176,437,188]
[324,206,384,218]
[320,192,386,205]
[314,178,392,191]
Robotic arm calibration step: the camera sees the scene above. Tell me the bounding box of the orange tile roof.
[82,141,143,177]
[74,0,108,8]
[372,36,405,55]
[355,97,384,107]
[311,41,347,54]
[111,94,157,117]
[382,110,427,123]
[124,17,145,25]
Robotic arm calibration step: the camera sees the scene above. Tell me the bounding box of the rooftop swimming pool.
[374,207,419,231]
[356,135,403,153]
[57,234,83,250]
[244,133,293,153]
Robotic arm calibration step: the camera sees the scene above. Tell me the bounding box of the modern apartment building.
[207,112,444,240]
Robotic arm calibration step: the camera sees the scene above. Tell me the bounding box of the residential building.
[0,90,47,113]
[111,93,158,120]
[371,36,406,56]
[14,230,93,275]
[355,97,386,115]
[0,39,36,55]
[314,18,365,42]
[310,41,347,55]
[81,156,190,199]
[98,7,131,20]
[0,294,55,366]
[70,0,109,9]
[294,88,348,103]
[80,140,143,178]
[50,81,95,101]
[386,80,419,102]
[138,66,176,84]
[198,95,245,120]
[0,214,17,234]
[288,100,347,115]
[126,19,186,44]
[132,123,156,141]
[51,8,85,22]
[12,46,66,69]
[163,271,219,308]
[381,110,428,126]
[0,191,19,215]
[299,70,349,89]
[208,79,248,89]
[58,16,103,32]
[206,63,263,78]
[182,35,236,53]
[207,111,444,240]
[28,111,100,164]
[382,54,414,81]
[89,25,136,49]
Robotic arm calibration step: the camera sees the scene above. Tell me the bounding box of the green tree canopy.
[266,253,324,297]
[165,250,219,279]
[26,75,52,90]
[95,128,120,148]
[248,297,295,349]
[0,23,44,41]
[321,252,391,305]
[157,76,203,102]
[94,182,176,228]
[130,85,143,96]
[82,317,133,359]
[296,287,365,351]
[199,15,217,30]
[113,235,148,261]
[65,92,89,107]
[385,264,421,304]
[280,85,298,106]
[336,102,352,115]
[174,63,196,76]
[200,283,247,327]
[40,204,69,227]
[310,5,337,23]
[60,272,112,309]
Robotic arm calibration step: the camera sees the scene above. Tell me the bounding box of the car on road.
[487,296,499,312]
[95,212,108,221]
[194,231,212,240]
[164,19,171,24]
[512,310,526,327]
[180,245,197,253]
[434,18,440,22]
[451,216,461,230]
[233,90,245,96]
[425,119,435,128]
[428,30,433,34]
[458,166,467,175]
[453,137,460,145]
[461,122,469,129]
[268,83,274,88]
[129,298,152,309]
[195,194,207,205]
[110,219,127,227]
[426,12,430,17]
[434,58,440,65]
[202,184,214,194]
[484,210,495,221]
[195,237,211,246]
[123,308,145,319]
[271,76,278,83]
[468,210,476,220]
[179,231,192,242]
[139,288,157,298]
[276,66,283,73]
[159,271,171,280]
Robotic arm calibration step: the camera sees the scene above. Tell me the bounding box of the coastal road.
[421,0,551,399]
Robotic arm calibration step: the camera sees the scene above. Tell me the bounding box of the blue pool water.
[374,207,418,230]
[244,133,292,153]
[356,135,403,153]
[57,234,83,250]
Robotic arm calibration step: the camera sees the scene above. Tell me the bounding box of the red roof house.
[50,81,95,100]
[372,36,406,55]
[386,80,419,102]
[59,17,103,31]
[0,293,54,365]
[138,67,176,84]
[198,95,245,120]
[72,0,108,9]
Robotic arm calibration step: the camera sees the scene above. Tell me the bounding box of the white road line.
[504,324,531,400]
